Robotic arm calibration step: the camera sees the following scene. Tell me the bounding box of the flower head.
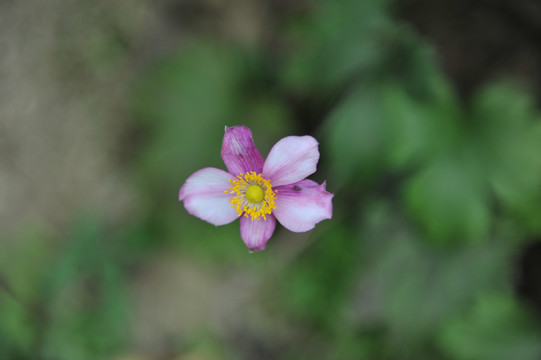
[179,126,333,252]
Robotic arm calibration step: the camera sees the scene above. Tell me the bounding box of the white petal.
[221,126,264,175]
[262,136,320,187]
[273,180,333,232]
[240,215,276,252]
[179,167,239,226]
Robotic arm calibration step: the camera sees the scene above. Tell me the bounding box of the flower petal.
[221,126,264,176]
[179,167,239,226]
[262,136,319,187]
[273,179,333,232]
[240,215,276,252]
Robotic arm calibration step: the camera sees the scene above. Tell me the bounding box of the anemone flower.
[179,126,333,252]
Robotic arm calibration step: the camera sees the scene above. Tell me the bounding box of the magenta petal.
[262,136,319,187]
[239,215,276,252]
[273,179,333,232]
[179,167,239,226]
[221,126,264,176]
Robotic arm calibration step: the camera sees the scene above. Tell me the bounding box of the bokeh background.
[2,0,541,359]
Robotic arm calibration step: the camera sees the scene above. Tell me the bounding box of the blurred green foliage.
[3,0,541,359]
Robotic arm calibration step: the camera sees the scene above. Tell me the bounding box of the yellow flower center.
[225,171,276,220]
[245,185,264,203]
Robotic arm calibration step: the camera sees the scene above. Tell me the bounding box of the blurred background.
[2,0,541,359]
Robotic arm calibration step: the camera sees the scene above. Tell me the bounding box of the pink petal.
[221,126,264,176]
[262,136,319,187]
[239,215,276,252]
[273,179,333,232]
[179,167,239,226]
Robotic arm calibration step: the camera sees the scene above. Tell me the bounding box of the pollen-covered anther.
[225,171,276,220]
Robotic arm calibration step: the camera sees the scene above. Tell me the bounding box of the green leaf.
[403,146,490,243]
[325,86,387,181]
[355,204,511,340]
[381,82,459,169]
[438,293,541,360]
[0,294,34,359]
[274,223,360,329]
[42,217,128,360]
[471,84,541,231]
[280,0,390,92]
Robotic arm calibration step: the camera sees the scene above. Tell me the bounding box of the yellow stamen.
[225,171,276,220]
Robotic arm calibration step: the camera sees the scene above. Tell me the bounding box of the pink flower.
[179,126,333,252]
